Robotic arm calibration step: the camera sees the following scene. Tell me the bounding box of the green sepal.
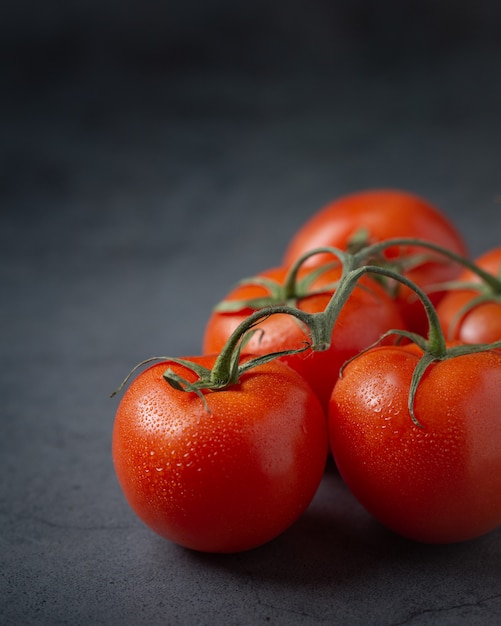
[237,342,311,377]
[443,338,501,358]
[234,276,283,292]
[162,368,211,413]
[161,358,213,412]
[346,227,371,254]
[407,352,436,428]
[213,276,284,312]
[425,279,491,294]
[407,338,501,428]
[160,357,212,381]
[214,296,283,313]
[214,259,345,313]
[293,260,341,296]
[337,328,428,379]
[110,355,178,397]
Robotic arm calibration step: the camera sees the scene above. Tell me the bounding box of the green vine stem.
[214,247,346,313]
[281,249,344,301]
[208,304,318,386]
[322,263,448,355]
[113,237,501,427]
[321,259,501,427]
[111,305,318,406]
[349,237,501,293]
[234,238,500,427]
[321,263,446,428]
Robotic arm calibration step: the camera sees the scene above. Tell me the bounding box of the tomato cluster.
[112,189,501,552]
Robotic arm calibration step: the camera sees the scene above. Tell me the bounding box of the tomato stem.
[317,259,451,428]
[208,305,318,387]
[112,237,500,419]
[352,237,501,293]
[207,243,453,394]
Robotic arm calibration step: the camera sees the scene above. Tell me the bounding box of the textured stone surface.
[2,3,501,624]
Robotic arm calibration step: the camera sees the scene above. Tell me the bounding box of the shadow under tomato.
[180,470,439,586]
[152,464,490,589]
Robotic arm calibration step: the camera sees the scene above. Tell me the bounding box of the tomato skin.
[203,265,406,411]
[283,189,468,334]
[437,248,501,343]
[113,356,328,553]
[329,346,501,543]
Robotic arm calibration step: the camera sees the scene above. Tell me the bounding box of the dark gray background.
[2,1,501,624]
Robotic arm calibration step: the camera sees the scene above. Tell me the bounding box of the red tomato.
[113,355,328,553]
[203,264,406,411]
[436,247,501,343]
[283,189,468,335]
[329,345,501,543]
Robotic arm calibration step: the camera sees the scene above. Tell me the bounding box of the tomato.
[328,345,501,543]
[436,247,501,343]
[202,263,406,411]
[113,355,328,553]
[283,189,468,335]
